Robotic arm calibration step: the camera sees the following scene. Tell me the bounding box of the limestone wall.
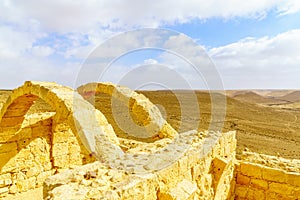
[44,130,237,200]
[2,81,300,199]
[0,81,113,198]
[235,152,300,199]
[0,113,54,197]
[77,82,177,140]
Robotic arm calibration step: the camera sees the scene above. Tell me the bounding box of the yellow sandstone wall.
[235,153,300,200]
[77,82,177,140]
[0,113,53,197]
[43,131,237,200]
[0,112,95,199]
[0,81,105,199]
[1,81,300,200]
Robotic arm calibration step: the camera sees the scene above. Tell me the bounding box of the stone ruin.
[0,81,299,199]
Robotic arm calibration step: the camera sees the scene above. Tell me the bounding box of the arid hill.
[270,101,300,110]
[139,90,300,159]
[1,84,300,200]
[253,90,294,98]
[275,91,300,102]
[1,89,300,159]
[226,91,286,105]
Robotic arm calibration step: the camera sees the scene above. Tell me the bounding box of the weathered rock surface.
[0,81,299,200]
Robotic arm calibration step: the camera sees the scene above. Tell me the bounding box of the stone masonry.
[0,81,299,199]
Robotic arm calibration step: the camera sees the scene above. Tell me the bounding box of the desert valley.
[0,82,300,199]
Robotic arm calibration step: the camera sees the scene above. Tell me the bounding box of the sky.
[0,0,300,90]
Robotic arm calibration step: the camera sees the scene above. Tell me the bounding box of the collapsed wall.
[0,81,117,198]
[1,81,300,200]
[0,81,182,199]
[44,130,237,200]
[235,152,300,199]
[77,82,177,140]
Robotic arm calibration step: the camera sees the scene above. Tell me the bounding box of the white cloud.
[143,59,158,65]
[1,0,300,33]
[0,26,35,58]
[209,29,300,88]
[0,0,300,89]
[277,0,300,15]
[0,55,81,89]
[31,46,54,57]
[209,29,300,68]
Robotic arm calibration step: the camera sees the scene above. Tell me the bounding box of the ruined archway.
[0,81,121,196]
[77,82,177,141]
[0,81,190,198]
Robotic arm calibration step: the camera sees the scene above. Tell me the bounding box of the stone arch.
[0,81,121,196]
[77,82,177,140]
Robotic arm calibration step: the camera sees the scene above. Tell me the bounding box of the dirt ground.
[139,90,300,159]
[1,89,300,159]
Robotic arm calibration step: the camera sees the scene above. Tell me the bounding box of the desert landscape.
[90,89,300,159]
[1,82,300,199]
[1,1,300,199]
[140,90,300,159]
[7,87,297,159]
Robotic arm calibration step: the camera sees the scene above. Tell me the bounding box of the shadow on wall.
[0,94,43,171]
[0,81,98,197]
[0,94,56,194]
[0,114,53,172]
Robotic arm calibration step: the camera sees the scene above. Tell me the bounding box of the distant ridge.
[276,91,300,102]
[227,90,288,105]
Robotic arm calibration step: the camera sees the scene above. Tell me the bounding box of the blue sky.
[1,0,300,89]
[167,10,300,47]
